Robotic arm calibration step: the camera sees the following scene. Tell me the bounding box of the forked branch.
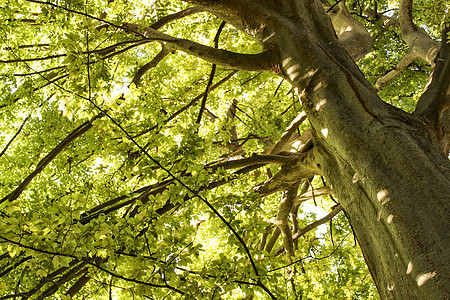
[374,0,439,91]
[254,148,320,196]
[274,204,343,256]
[274,183,300,261]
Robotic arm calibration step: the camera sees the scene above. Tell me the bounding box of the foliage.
[0,0,445,299]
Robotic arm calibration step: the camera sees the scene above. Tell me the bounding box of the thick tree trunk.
[275,14,450,300]
[273,8,450,299]
[317,121,450,299]
[304,72,450,299]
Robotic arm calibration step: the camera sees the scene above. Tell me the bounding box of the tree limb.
[131,46,172,86]
[269,111,307,154]
[274,204,343,256]
[274,183,300,261]
[210,153,296,171]
[294,186,333,205]
[374,51,417,90]
[265,227,281,253]
[292,205,343,241]
[414,24,450,156]
[398,0,439,65]
[139,27,274,72]
[253,149,320,197]
[196,21,226,124]
[150,6,204,30]
[326,1,373,61]
[398,0,416,38]
[369,0,439,89]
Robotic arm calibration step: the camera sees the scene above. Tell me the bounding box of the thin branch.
[0,53,65,63]
[374,52,417,90]
[3,43,50,50]
[132,70,238,139]
[150,6,204,30]
[25,0,147,38]
[292,205,343,241]
[0,114,31,158]
[13,65,66,77]
[2,40,144,65]
[196,21,226,124]
[131,46,172,86]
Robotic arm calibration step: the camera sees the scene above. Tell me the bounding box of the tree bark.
[187,0,450,298]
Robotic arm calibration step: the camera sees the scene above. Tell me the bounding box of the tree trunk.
[305,73,450,299]
[276,8,450,300]
[278,14,450,300]
[192,0,450,298]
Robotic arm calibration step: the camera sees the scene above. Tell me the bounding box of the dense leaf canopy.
[0,0,447,299]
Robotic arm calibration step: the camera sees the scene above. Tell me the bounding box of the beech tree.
[0,0,448,299]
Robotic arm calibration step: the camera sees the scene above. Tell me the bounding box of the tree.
[0,0,448,298]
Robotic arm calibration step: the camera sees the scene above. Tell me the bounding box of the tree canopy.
[0,0,448,299]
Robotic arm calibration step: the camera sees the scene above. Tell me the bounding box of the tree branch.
[0,113,104,204]
[269,111,307,154]
[253,149,320,197]
[139,27,274,72]
[196,21,226,124]
[414,24,450,155]
[292,205,343,241]
[131,46,172,86]
[274,183,300,261]
[273,204,343,256]
[150,6,204,30]
[210,153,295,171]
[398,0,439,64]
[374,52,417,90]
[265,227,281,253]
[369,0,440,89]
[0,114,31,158]
[294,186,333,205]
[132,70,238,139]
[398,0,416,38]
[326,1,373,61]
[25,0,147,38]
